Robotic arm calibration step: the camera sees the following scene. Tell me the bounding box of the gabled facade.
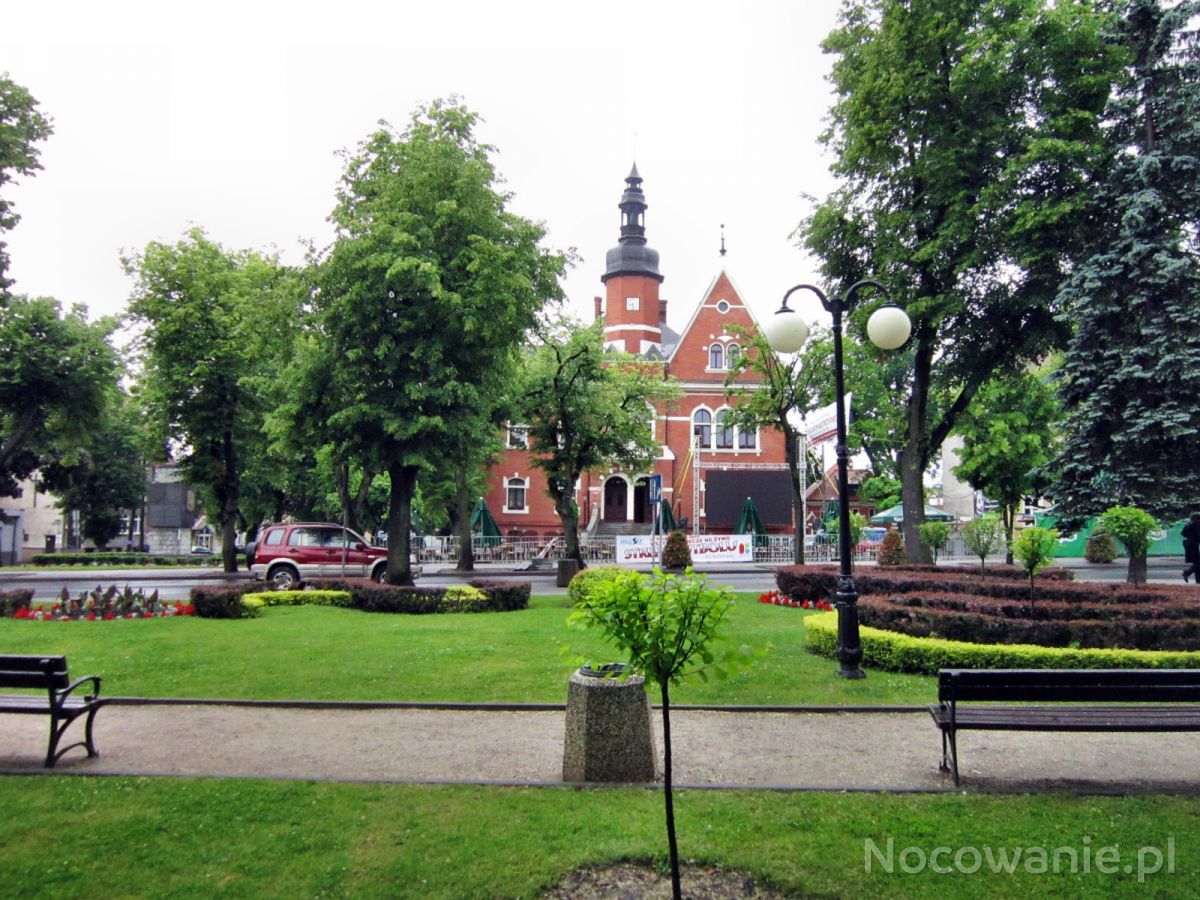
[484,166,795,540]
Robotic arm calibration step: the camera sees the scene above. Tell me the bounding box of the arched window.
[692,409,712,449]
[504,476,527,513]
[738,425,758,450]
[726,344,740,368]
[715,410,735,449]
[708,343,724,370]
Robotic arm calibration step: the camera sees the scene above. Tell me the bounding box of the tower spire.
[602,163,663,284]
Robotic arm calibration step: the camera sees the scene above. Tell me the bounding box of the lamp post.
[764,279,910,679]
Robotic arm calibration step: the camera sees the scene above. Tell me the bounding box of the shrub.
[804,611,1200,674]
[467,579,531,612]
[0,589,33,617]
[917,522,952,563]
[566,565,627,607]
[877,530,906,566]
[30,552,218,567]
[438,585,489,613]
[661,530,691,570]
[190,582,262,619]
[1100,505,1158,584]
[775,566,839,603]
[1085,528,1118,564]
[242,590,352,608]
[1012,526,1059,593]
[961,515,1005,571]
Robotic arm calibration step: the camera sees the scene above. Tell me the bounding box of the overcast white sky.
[2,0,846,333]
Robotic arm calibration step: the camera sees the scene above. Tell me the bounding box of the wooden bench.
[0,655,103,767]
[930,668,1200,786]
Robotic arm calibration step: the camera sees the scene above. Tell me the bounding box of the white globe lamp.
[866,304,912,350]
[763,309,810,354]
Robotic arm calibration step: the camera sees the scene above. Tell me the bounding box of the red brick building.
[485,165,849,541]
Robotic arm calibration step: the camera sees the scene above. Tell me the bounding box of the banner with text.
[614,534,755,565]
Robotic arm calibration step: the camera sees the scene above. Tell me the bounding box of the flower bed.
[757,589,831,611]
[13,586,194,621]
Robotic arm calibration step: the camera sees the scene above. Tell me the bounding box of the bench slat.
[0,695,94,713]
[938,669,1200,703]
[931,704,1200,731]
[0,655,68,673]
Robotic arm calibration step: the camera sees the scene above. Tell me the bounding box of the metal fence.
[418,533,973,566]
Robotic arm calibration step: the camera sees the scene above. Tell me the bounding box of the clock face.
[626,296,640,311]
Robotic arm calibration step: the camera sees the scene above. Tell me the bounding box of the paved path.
[3,703,1198,794]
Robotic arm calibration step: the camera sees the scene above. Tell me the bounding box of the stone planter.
[562,663,657,783]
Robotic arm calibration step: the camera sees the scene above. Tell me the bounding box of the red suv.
[249,523,417,589]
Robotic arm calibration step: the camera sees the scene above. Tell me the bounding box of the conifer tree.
[1049,0,1200,522]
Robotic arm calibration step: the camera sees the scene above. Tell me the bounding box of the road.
[0,558,1191,602]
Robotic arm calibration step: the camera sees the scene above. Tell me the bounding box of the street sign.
[647,474,662,506]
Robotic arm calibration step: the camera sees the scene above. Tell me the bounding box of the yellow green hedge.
[242,590,352,609]
[803,611,1200,673]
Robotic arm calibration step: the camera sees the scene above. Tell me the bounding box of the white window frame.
[503,475,529,515]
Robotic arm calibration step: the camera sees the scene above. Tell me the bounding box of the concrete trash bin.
[556,558,580,587]
[562,663,657,783]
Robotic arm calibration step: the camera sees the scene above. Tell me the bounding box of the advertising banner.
[614,534,755,565]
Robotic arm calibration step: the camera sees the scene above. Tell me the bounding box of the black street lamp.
[764,279,911,678]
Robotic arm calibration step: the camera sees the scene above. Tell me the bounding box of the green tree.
[1099,505,1159,585]
[829,511,867,554]
[1048,0,1200,525]
[41,397,145,549]
[1012,525,1059,594]
[0,74,54,297]
[961,514,1005,572]
[0,295,119,497]
[859,475,902,514]
[804,0,1122,563]
[569,569,744,900]
[318,99,565,584]
[518,318,679,567]
[917,521,952,563]
[724,325,829,563]
[125,229,301,572]
[953,370,1059,563]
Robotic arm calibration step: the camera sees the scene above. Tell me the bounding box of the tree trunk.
[221,429,239,573]
[1002,504,1016,566]
[351,465,376,535]
[1127,552,1147,585]
[454,471,475,572]
[660,680,681,900]
[784,427,806,565]
[385,462,418,585]
[898,446,931,564]
[556,488,584,567]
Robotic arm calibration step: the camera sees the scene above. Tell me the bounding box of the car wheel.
[372,563,388,584]
[268,565,299,590]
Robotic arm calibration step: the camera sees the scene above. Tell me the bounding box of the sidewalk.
[3,702,1199,794]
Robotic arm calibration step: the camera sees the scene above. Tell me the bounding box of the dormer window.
[506,425,529,449]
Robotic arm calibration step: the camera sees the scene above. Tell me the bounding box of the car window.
[323,529,352,548]
[263,528,284,547]
[288,528,324,548]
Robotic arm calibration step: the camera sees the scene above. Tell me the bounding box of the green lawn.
[0,594,933,706]
[1,777,1195,898]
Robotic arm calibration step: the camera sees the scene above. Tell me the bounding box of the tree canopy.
[0,74,53,297]
[1047,0,1200,523]
[518,318,679,565]
[0,295,119,498]
[317,98,566,583]
[804,0,1123,560]
[125,228,302,571]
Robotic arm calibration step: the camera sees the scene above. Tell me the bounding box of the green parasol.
[734,496,768,548]
[469,497,502,546]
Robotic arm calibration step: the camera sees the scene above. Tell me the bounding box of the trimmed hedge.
[803,611,1200,674]
[30,552,220,567]
[0,589,33,617]
[242,590,353,608]
[190,583,263,619]
[305,577,531,614]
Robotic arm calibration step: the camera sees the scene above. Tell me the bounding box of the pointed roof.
[602,163,663,284]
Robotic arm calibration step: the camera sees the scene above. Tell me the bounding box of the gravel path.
[3,703,1199,793]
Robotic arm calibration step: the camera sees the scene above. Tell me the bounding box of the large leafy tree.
[723,325,828,564]
[318,99,566,584]
[0,74,53,298]
[518,318,679,567]
[41,397,146,549]
[126,229,302,572]
[0,295,119,497]
[804,0,1122,561]
[1048,0,1200,523]
[953,369,1059,562]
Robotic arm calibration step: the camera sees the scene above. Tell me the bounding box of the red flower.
[85,613,96,621]
[103,612,115,620]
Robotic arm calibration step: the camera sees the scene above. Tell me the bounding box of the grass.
[1,777,1196,898]
[0,593,935,706]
